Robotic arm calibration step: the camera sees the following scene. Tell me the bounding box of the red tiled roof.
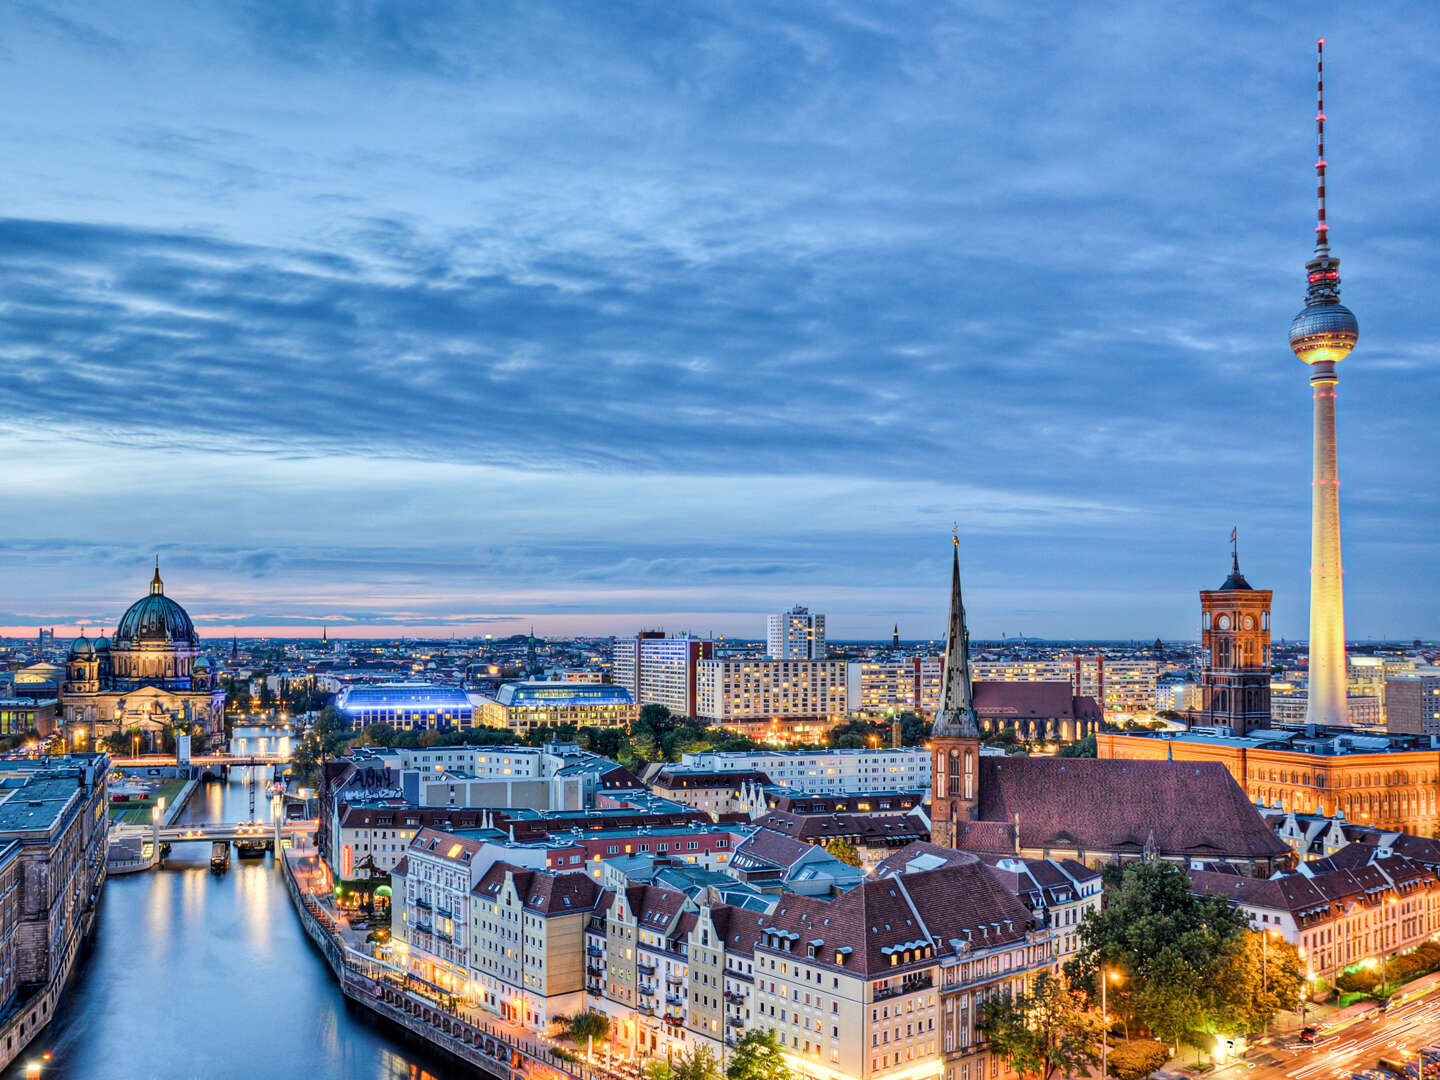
[974,758,1289,859]
[757,860,1035,978]
[755,810,928,846]
[473,862,605,915]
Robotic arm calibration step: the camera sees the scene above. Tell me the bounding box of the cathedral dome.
[113,563,198,647]
[67,634,94,658]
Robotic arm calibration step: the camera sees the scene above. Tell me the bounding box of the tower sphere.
[1289,301,1358,365]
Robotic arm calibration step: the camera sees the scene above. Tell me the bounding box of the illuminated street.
[1214,985,1440,1080]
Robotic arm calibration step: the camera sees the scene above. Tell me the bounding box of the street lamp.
[1101,968,1123,1079]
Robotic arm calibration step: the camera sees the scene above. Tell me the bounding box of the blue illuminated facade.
[335,683,475,731]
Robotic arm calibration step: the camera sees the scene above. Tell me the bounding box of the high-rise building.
[694,658,847,727]
[1199,545,1273,736]
[1384,672,1440,736]
[765,605,825,660]
[1289,40,1360,726]
[612,632,714,717]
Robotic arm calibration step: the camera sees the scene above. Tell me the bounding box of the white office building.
[677,747,930,793]
[766,606,825,660]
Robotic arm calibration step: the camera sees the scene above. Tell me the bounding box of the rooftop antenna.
[1315,38,1329,255]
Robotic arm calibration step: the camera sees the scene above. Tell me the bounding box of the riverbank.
[279,846,610,1080]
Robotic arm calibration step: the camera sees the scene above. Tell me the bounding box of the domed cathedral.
[59,560,225,751]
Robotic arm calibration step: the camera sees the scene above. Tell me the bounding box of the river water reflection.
[2,772,457,1080]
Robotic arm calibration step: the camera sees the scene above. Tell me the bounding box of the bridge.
[111,755,286,768]
[110,820,315,845]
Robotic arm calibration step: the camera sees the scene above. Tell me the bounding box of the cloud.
[0,2,1437,637]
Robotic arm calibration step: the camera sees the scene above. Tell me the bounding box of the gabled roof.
[472,861,604,915]
[730,827,815,872]
[972,758,1289,859]
[756,860,1034,978]
[754,809,928,846]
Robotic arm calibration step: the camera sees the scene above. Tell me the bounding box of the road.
[1230,985,1440,1080]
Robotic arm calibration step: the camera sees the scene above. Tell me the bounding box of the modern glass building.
[335,683,475,731]
[481,681,635,734]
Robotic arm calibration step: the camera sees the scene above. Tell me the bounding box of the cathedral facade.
[59,562,224,749]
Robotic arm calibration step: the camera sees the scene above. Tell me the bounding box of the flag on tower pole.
[1230,527,1237,545]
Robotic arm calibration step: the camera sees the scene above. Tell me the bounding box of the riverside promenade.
[281,845,622,1080]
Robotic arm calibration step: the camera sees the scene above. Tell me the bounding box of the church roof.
[973,681,1102,720]
[932,539,979,739]
[114,563,198,647]
[968,757,1289,859]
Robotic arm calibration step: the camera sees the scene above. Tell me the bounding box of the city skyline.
[3,5,1439,639]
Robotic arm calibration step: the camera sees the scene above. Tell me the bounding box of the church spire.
[933,535,979,738]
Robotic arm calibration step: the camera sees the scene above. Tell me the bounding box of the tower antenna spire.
[1315,38,1329,254]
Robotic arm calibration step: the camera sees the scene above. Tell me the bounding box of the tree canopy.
[726,1030,793,1080]
[1071,861,1304,1049]
[979,971,1103,1080]
[823,838,862,867]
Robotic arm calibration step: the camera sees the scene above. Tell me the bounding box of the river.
[2,771,458,1080]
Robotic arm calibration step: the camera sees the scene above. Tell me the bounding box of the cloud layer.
[1,2,1437,639]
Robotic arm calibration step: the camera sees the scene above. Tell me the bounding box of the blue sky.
[1,2,1436,641]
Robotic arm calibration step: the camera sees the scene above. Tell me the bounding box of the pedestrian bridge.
[111,820,315,845]
[111,755,286,769]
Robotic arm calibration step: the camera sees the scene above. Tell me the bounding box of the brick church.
[929,539,1290,876]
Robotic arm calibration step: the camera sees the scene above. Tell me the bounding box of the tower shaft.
[1307,364,1347,724]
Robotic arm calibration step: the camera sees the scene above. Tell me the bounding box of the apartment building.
[398,828,493,994]
[649,767,774,818]
[579,855,1055,1080]
[468,861,604,1030]
[1190,842,1440,986]
[695,659,849,727]
[614,634,715,717]
[1385,672,1440,736]
[768,607,826,660]
[679,749,931,794]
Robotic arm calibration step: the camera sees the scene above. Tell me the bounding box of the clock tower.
[1199,541,1273,736]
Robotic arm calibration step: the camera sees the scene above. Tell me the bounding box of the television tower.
[1288,39,1359,725]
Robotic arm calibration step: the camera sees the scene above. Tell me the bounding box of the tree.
[671,1047,722,1080]
[823,838,863,868]
[1072,861,1260,1050]
[1207,930,1304,1036]
[979,971,1104,1080]
[647,1048,721,1080]
[1107,1039,1170,1080]
[1060,735,1097,758]
[564,1010,611,1044]
[727,1030,793,1080]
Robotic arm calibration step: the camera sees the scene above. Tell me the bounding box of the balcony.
[873,972,933,1002]
[414,922,433,935]
[639,982,657,998]
[666,994,685,1007]
[663,1014,684,1026]
[414,897,433,911]
[436,905,454,920]
[727,1015,744,1028]
[639,1004,656,1017]
[637,961,657,976]
[666,972,684,985]
[723,990,744,1005]
[587,965,604,978]
[586,945,604,958]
